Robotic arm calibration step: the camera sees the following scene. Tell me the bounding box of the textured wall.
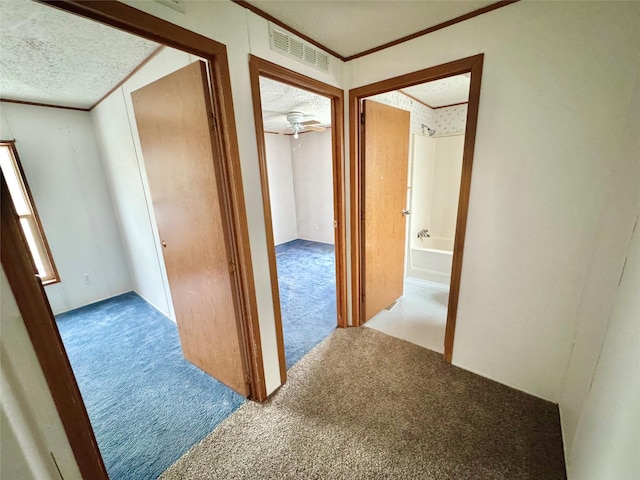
[368,90,467,137]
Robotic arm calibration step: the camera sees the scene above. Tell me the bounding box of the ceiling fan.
[270,111,326,139]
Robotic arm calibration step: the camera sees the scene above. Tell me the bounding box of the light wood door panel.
[362,100,411,322]
[131,61,248,396]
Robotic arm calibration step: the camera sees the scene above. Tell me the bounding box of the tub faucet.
[417,228,430,240]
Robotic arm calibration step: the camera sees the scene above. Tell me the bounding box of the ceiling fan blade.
[304,125,326,132]
[301,119,321,126]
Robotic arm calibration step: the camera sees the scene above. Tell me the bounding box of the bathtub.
[406,237,453,285]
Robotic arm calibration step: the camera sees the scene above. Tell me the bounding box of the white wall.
[291,130,335,244]
[410,134,464,250]
[1,405,34,480]
[265,130,334,246]
[430,135,464,243]
[1,268,82,479]
[409,134,435,249]
[264,133,298,245]
[348,1,640,402]
[559,71,640,460]
[566,217,639,479]
[0,103,132,314]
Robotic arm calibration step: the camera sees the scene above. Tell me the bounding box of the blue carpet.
[276,239,337,369]
[56,292,244,480]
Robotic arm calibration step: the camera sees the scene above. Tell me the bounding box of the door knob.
[402,210,411,216]
[162,241,167,248]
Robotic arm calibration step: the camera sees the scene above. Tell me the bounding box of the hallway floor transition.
[366,277,449,353]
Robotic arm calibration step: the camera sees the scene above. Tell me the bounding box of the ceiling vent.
[269,23,330,73]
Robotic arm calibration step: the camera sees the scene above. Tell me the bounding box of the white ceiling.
[401,74,470,108]
[244,0,496,58]
[0,0,159,109]
[0,0,480,112]
[260,77,331,133]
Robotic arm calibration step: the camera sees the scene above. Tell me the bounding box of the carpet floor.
[160,327,566,480]
[56,292,245,480]
[276,239,337,369]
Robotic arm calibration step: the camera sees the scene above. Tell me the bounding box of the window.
[0,141,59,284]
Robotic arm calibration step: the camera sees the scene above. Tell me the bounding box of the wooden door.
[131,61,248,396]
[362,100,411,322]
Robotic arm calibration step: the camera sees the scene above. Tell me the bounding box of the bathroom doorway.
[349,55,483,362]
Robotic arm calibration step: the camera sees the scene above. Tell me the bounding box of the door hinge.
[360,112,365,124]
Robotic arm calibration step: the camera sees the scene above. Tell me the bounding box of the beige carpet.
[160,328,566,479]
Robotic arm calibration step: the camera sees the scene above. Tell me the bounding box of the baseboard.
[406,266,450,285]
[451,360,559,405]
[294,237,335,246]
[404,276,449,289]
[52,289,134,315]
[132,290,175,322]
[274,236,298,247]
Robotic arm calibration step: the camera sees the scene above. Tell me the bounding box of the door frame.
[248,55,347,384]
[349,54,484,363]
[2,2,265,479]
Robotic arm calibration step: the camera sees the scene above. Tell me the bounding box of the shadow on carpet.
[56,292,244,480]
[161,328,567,480]
[276,239,337,369]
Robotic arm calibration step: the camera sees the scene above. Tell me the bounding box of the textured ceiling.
[244,0,495,58]
[0,0,159,109]
[401,74,470,108]
[260,76,331,133]
[259,73,468,133]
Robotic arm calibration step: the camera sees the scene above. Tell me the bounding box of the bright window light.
[0,142,59,284]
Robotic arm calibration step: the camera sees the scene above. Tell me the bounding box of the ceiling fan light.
[294,132,299,139]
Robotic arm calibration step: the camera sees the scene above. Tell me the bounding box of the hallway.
[161,327,566,479]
